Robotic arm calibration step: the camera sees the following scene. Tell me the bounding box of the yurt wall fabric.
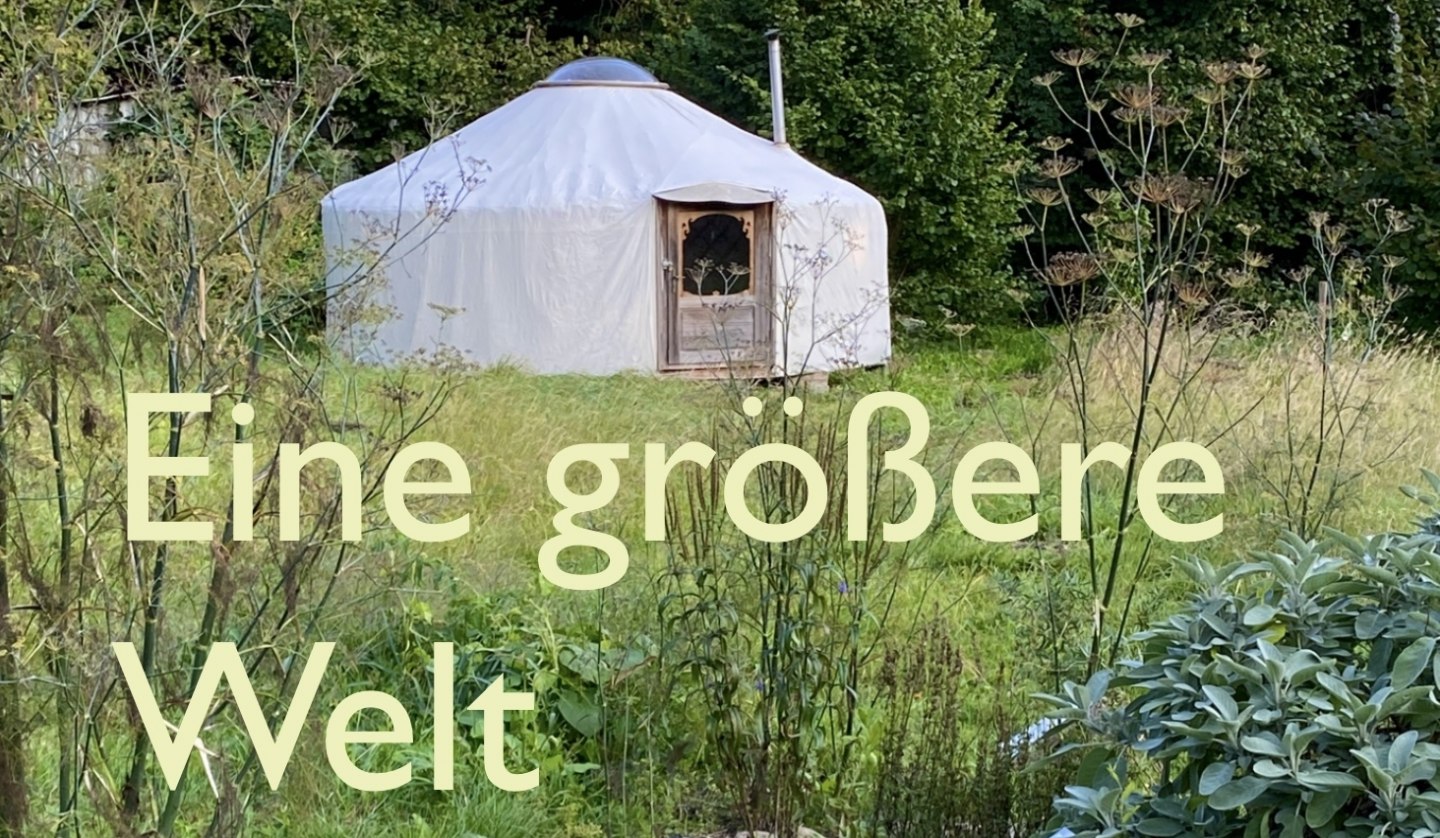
[322,72,891,375]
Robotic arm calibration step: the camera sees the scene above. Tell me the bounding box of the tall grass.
[8,320,1440,834]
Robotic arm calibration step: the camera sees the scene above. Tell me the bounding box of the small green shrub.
[351,590,651,785]
[657,385,920,836]
[1038,473,1440,837]
[869,621,1070,837]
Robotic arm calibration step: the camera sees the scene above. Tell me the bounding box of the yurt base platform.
[661,367,830,392]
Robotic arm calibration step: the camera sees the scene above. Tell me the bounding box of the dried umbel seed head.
[1244,44,1270,60]
[1053,48,1099,67]
[1221,160,1249,179]
[255,91,294,133]
[381,381,418,405]
[1129,50,1170,69]
[1114,107,1144,125]
[1112,83,1160,110]
[1151,105,1189,127]
[1309,211,1331,230]
[1323,223,1348,253]
[327,117,354,144]
[1366,284,1403,311]
[1220,269,1257,289]
[945,322,976,340]
[1176,282,1210,306]
[1194,87,1225,106]
[1241,250,1272,270]
[1236,223,1261,238]
[1085,188,1116,205]
[1380,254,1408,270]
[1236,61,1269,81]
[1026,187,1064,207]
[1178,175,1212,208]
[424,181,456,220]
[1082,212,1108,228]
[232,15,254,45]
[1115,12,1145,28]
[460,156,490,191]
[1203,61,1238,86]
[1039,156,1081,179]
[1033,71,1063,88]
[313,63,357,104]
[1038,135,1072,152]
[1166,188,1205,215]
[1043,252,1101,287]
[1219,149,1248,169]
[186,65,230,120]
[1000,159,1026,176]
[1129,173,1189,205]
[1386,207,1414,234]
[1286,266,1315,284]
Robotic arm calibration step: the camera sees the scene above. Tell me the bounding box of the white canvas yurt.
[321,55,891,376]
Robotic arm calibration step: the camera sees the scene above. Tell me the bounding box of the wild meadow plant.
[0,3,478,834]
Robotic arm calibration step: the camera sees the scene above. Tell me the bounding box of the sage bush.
[1039,471,1440,837]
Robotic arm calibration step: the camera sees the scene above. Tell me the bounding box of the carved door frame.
[656,199,774,372]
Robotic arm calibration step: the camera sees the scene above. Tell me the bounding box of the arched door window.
[679,211,753,296]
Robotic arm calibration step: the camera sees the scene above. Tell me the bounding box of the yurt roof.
[323,57,878,214]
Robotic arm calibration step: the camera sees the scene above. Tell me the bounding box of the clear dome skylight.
[536,57,667,89]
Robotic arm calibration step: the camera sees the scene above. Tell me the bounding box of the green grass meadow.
[14,322,1437,835]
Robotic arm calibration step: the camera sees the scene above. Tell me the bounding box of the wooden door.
[658,201,773,370]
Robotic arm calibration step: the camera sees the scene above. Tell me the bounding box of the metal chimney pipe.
[765,29,787,147]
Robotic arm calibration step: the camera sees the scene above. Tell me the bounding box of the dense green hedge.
[142,0,1439,328]
[992,0,1438,327]
[639,0,1022,325]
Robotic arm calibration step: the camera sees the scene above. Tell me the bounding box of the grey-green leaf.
[1203,684,1240,722]
[1391,636,1435,692]
[1296,769,1364,791]
[1136,818,1185,836]
[1200,760,1235,795]
[1305,788,1350,828]
[1243,604,1279,626]
[1241,733,1287,758]
[1209,775,1268,811]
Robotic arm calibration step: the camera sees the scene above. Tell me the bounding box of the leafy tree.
[140,0,584,172]
[305,0,584,170]
[644,0,1022,325]
[1340,0,1440,328]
